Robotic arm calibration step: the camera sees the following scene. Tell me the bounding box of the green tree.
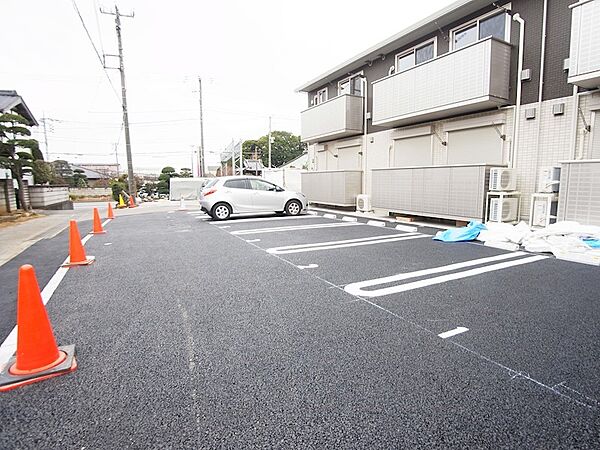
[109,174,128,201]
[51,160,73,185]
[0,112,40,211]
[31,160,57,184]
[157,166,178,195]
[242,131,306,168]
[179,167,192,178]
[72,168,88,188]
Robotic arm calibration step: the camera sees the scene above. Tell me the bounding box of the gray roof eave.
[295,0,496,93]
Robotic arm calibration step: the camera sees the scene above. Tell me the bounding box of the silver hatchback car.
[199,176,307,220]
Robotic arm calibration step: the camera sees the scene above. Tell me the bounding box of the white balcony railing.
[301,94,363,144]
[372,37,511,127]
[301,170,362,206]
[568,0,600,88]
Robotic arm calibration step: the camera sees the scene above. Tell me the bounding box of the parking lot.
[1,205,599,447]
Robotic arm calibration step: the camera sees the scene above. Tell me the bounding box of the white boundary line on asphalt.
[211,215,321,225]
[214,216,594,410]
[345,253,546,297]
[438,327,469,339]
[231,222,361,235]
[266,233,427,255]
[0,225,107,371]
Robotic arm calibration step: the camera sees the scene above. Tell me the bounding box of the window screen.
[479,13,506,40]
[415,43,434,65]
[453,23,477,49]
[397,53,414,72]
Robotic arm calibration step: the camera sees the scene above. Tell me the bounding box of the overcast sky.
[3,0,455,174]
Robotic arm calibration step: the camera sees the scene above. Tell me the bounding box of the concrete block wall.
[29,186,70,209]
[0,179,16,213]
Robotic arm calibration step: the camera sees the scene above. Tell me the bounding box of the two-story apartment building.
[298,0,600,226]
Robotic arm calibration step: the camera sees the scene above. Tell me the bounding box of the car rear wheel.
[211,203,232,220]
[285,200,302,216]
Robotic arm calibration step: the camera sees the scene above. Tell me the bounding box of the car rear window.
[204,179,218,188]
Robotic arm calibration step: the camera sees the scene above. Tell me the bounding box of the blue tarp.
[433,221,487,242]
[582,238,600,248]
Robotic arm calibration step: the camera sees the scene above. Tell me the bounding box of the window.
[451,8,510,51]
[315,88,328,105]
[224,179,249,189]
[395,40,436,73]
[249,179,277,191]
[338,73,363,96]
[205,179,218,188]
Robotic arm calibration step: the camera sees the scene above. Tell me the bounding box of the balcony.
[301,170,362,206]
[568,0,600,88]
[301,94,363,144]
[371,164,503,221]
[372,37,511,127]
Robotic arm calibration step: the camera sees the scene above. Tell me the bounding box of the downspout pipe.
[511,13,525,169]
[534,0,548,175]
[569,85,580,159]
[361,76,368,195]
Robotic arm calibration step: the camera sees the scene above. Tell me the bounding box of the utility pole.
[101,5,136,199]
[114,144,120,176]
[41,114,50,160]
[268,116,272,169]
[198,77,206,177]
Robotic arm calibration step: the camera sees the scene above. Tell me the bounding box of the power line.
[71,0,120,101]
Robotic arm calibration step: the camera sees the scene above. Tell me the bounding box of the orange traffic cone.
[92,208,106,234]
[0,265,77,392]
[107,202,115,219]
[128,195,137,208]
[62,220,94,267]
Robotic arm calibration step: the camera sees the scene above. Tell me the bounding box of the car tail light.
[204,188,217,196]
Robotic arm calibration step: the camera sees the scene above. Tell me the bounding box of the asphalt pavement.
[0,206,598,448]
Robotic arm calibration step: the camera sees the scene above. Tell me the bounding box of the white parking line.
[345,253,546,297]
[230,222,361,235]
[212,215,318,224]
[267,233,427,254]
[298,264,319,269]
[245,239,261,243]
[438,327,469,339]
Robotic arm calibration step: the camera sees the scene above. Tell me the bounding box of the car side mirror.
[276,187,284,192]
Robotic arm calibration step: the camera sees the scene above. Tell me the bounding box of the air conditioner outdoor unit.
[356,194,371,212]
[489,168,517,191]
[489,198,519,222]
[537,166,561,193]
